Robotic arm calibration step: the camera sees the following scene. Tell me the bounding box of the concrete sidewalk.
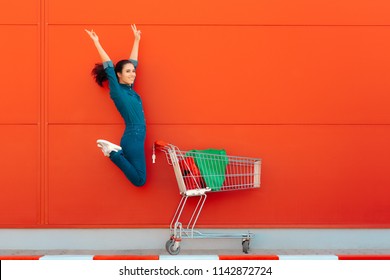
[2,229,390,260]
[2,249,390,260]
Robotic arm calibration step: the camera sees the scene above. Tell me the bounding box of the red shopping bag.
[179,156,206,189]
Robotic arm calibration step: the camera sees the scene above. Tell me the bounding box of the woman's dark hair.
[91,60,134,87]
[91,63,106,87]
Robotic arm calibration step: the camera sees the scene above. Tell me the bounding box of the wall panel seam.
[46,23,390,27]
[45,123,390,126]
[39,0,48,226]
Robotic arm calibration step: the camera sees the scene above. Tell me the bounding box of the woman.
[85,25,146,187]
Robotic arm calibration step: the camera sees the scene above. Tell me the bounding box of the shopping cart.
[153,140,261,255]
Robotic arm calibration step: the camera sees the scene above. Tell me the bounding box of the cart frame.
[153,141,261,255]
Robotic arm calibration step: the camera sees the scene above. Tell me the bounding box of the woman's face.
[117,63,136,85]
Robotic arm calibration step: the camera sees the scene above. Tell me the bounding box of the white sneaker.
[96,139,122,157]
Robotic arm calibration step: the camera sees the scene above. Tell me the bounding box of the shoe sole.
[96,139,122,151]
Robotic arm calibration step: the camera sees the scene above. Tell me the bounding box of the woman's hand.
[131,24,141,41]
[85,29,99,43]
[129,24,141,61]
[85,29,110,62]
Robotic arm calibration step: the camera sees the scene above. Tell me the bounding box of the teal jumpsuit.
[103,60,146,187]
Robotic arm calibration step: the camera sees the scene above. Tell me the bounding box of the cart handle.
[152,140,170,163]
[154,140,169,148]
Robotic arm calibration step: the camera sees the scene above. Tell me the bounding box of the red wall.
[1,0,390,228]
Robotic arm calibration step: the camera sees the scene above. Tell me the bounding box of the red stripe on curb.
[338,255,390,260]
[4,255,390,260]
[93,255,159,260]
[219,255,279,260]
[0,256,42,260]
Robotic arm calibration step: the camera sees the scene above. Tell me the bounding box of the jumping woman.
[85,25,146,187]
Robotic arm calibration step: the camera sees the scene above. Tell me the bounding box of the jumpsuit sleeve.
[129,59,138,69]
[103,60,122,99]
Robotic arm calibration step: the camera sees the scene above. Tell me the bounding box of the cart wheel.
[242,240,250,254]
[165,239,173,252]
[166,239,181,255]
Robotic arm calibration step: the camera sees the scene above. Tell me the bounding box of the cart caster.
[242,240,250,254]
[166,239,181,255]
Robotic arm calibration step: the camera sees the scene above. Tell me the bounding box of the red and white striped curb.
[1,255,390,260]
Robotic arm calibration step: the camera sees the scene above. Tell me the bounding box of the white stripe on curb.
[278,255,338,260]
[39,255,94,260]
[159,255,219,260]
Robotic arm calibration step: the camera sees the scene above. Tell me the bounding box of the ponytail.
[91,63,107,87]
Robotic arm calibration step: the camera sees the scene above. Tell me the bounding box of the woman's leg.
[109,127,146,187]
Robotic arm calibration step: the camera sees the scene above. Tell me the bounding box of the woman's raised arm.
[85,29,111,63]
[129,24,141,61]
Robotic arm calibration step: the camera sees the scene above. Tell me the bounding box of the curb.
[2,255,390,260]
